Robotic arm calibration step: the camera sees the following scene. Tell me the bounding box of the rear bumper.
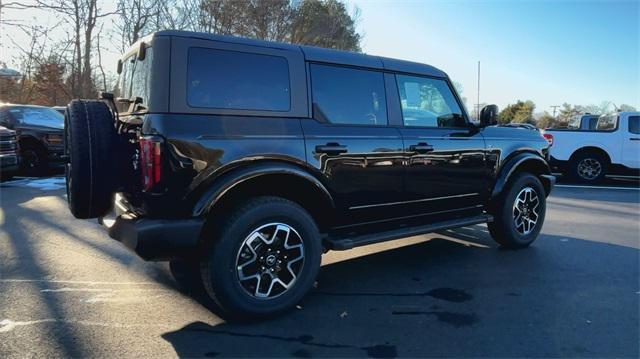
[100,214,204,261]
[540,174,556,196]
[549,156,567,173]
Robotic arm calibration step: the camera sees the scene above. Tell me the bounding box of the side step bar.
[324,214,493,251]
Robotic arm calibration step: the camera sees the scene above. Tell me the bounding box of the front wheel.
[200,196,322,320]
[488,173,546,249]
[20,144,48,176]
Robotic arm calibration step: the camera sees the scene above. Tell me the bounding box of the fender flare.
[491,152,552,199]
[191,161,335,217]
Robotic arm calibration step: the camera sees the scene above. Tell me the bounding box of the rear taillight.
[542,133,554,146]
[139,136,162,191]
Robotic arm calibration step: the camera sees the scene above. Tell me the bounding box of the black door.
[392,74,488,217]
[303,63,404,226]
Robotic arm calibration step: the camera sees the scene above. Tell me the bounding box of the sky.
[1,0,638,115]
[346,0,640,115]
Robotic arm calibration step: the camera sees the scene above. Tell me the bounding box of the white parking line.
[555,184,640,191]
[0,318,174,333]
[0,279,159,285]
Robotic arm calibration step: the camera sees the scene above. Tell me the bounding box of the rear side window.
[187,48,290,111]
[396,75,466,128]
[310,64,387,126]
[113,47,154,113]
[629,116,640,134]
[568,115,581,129]
[596,115,618,131]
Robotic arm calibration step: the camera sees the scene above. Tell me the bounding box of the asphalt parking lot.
[0,177,638,358]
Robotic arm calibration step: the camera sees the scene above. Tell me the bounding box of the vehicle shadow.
[161,230,639,358]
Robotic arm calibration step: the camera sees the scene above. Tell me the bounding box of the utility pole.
[550,105,559,118]
[476,61,481,119]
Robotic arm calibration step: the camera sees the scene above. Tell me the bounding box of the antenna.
[476,61,481,119]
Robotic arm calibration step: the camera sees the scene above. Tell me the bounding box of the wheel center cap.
[265,254,277,266]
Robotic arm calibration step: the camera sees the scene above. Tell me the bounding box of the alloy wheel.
[235,223,305,299]
[512,187,540,235]
[577,158,602,180]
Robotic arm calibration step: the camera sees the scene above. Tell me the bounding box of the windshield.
[9,107,64,129]
[113,46,153,113]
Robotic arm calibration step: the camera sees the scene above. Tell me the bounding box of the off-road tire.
[569,151,607,184]
[488,173,546,249]
[64,99,118,219]
[200,196,322,320]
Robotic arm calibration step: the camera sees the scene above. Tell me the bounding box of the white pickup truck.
[544,112,639,183]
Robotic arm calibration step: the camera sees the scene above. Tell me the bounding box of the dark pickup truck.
[63,30,554,319]
[0,104,65,176]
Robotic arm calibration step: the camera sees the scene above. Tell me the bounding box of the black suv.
[64,30,555,319]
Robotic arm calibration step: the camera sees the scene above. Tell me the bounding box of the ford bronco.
[63,30,555,319]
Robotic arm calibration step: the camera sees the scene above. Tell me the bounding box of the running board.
[324,214,493,251]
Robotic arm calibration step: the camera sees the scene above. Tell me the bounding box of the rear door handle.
[630,138,640,141]
[315,143,348,154]
[409,142,434,153]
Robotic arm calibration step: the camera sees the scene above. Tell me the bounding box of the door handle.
[630,138,640,141]
[315,143,348,154]
[409,142,434,153]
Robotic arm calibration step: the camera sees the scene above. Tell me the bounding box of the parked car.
[0,126,19,180]
[544,112,640,182]
[63,30,555,319]
[0,104,65,176]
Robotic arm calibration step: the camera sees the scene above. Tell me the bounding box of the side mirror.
[117,59,123,74]
[480,104,499,127]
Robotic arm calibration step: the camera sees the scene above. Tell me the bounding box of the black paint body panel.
[106,31,554,260]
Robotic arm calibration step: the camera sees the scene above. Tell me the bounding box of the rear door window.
[628,116,640,134]
[187,48,290,111]
[310,64,387,126]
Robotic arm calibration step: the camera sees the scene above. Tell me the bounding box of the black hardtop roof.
[152,30,448,78]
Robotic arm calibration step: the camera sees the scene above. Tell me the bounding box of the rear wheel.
[200,196,322,320]
[570,151,607,183]
[64,99,119,219]
[488,173,546,249]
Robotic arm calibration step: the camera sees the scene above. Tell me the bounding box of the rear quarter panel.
[546,129,620,162]
[141,114,309,216]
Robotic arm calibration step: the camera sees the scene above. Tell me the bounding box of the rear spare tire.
[64,100,118,219]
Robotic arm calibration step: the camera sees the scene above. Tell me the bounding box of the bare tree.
[13,0,117,97]
[115,0,159,50]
